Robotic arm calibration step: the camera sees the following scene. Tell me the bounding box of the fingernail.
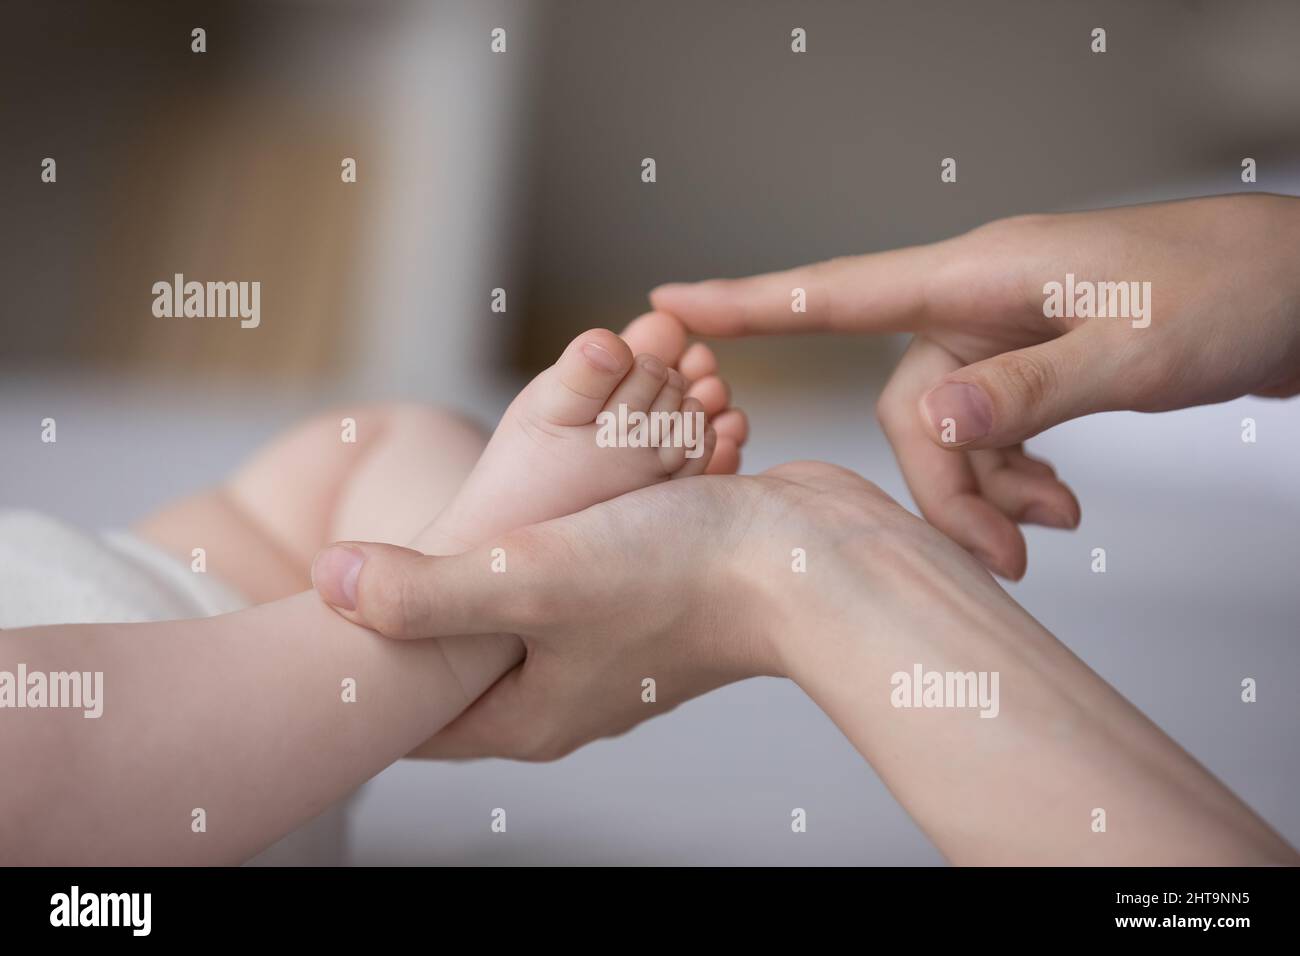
[922,382,993,445]
[312,545,363,611]
[1022,504,1074,529]
[581,341,623,372]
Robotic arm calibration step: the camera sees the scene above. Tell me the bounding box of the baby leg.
[135,404,488,605]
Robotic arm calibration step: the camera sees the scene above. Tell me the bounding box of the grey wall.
[512,0,1300,367]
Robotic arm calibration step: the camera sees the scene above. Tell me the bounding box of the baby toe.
[620,311,688,367]
[706,436,740,475]
[605,353,670,415]
[711,407,749,447]
[535,329,634,426]
[686,375,731,416]
[678,342,718,383]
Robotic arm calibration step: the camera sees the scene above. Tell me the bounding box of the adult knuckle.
[971,212,1050,240]
[874,386,905,434]
[873,392,892,431]
[504,585,551,629]
[994,350,1056,408]
[874,367,917,435]
[804,256,846,284]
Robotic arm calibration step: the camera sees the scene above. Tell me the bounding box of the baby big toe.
[536,329,633,426]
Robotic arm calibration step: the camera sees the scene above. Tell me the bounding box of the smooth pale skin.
[0,317,741,865]
[0,405,516,865]
[317,462,1298,865]
[0,591,515,865]
[649,194,1300,579]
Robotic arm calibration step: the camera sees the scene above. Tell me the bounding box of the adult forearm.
[779,552,1298,865]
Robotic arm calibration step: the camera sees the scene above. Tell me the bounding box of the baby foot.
[414,324,729,552]
[394,314,745,751]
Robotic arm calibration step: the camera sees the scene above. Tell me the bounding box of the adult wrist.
[753,511,913,683]
[762,506,1021,691]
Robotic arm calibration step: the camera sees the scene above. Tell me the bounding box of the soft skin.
[649,193,1300,578]
[313,461,1298,865]
[0,315,745,864]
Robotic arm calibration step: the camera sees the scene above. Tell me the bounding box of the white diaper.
[0,509,350,865]
[0,510,245,628]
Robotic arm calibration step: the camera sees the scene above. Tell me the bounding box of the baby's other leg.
[136,404,488,605]
[318,405,489,546]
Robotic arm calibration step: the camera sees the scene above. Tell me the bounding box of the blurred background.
[2,0,1298,864]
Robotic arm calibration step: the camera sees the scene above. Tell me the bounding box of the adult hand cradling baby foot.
[6,196,1293,865]
[314,459,1296,864]
[314,194,1300,865]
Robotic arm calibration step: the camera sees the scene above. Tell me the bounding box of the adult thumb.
[918,328,1109,449]
[311,539,538,640]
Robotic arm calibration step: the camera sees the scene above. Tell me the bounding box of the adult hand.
[650,193,1300,578]
[309,458,1297,864]
[310,461,923,760]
